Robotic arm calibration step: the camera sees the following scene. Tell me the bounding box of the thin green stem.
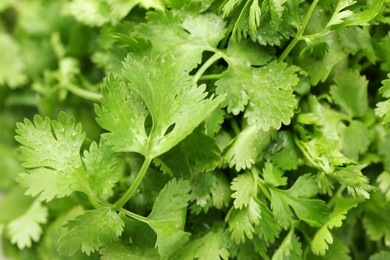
[254,169,272,201]
[278,0,320,62]
[120,208,148,223]
[230,119,241,136]
[193,52,225,84]
[113,156,152,210]
[199,74,223,81]
[66,83,102,102]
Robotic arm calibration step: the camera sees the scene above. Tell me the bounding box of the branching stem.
[113,156,152,210]
[193,52,225,84]
[66,83,102,102]
[120,208,148,223]
[278,0,320,62]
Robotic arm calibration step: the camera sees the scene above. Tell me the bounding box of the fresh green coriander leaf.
[231,171,257,209]
[58,208,124,256]
[38,207,88,260]
[0,33,27,88]
[155,127,222,178]
[7,199,48,249]
[272,228,302,260]
[216,61,299,130]
[175,224,229,260]
[225,38,275,67]
[270,175,329,228]
[262,161,287,187]
[341,120,371,161]
[82,139,122,199]
[369,251,390,260]
[95,74,149,155]
[146,179,191,258]
[122,56,225,158]
[210,172,232,209]
[226,197,261,244]
[296,33,346,85]
[189,171,231,214]
[363,192,390,245]
[271,131,303,171]
[255,200,281,243]
[375,74,390,123]
[330,69,368,117]
[311,197,360,255]
[100,241,160,260]
[377,33,390,72]
[67,0,111,26]
[330,0,383,30]
[336,27,376,63]
[15,112,85,201]
[204,107,225,136]
[223,124,272,171]
[377,172,390,201]
[134,10,226,70]
[331,165,374,199]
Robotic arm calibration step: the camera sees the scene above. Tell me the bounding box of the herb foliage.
[1,0,390,259]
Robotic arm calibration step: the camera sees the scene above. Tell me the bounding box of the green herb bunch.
[1,0,390,259]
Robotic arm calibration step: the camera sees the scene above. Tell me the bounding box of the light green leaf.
[226,197,261,244]
[311,197,360,255]
[262,161,287,187]
[134,10,226,70]
[331,165,374,199]
[377,171,390,201]
[270,175,329,228]
[172,224,229,260]
[58,208,124,256]
[95,74,149,155]
[122,56,225,158]
[146,179,191,258]
[341,120,371,161]
[330,69,368,117]
[363,192,390,245]
[7,199,48,249]
[370,251,390,260]
[15,113,85,201]
[223,124,272,171]
[82,139,122,198]
[231,171,257,209]
[216,61,299,130]
[272,228,302,260]
[100,241,160,260]
[256,200,281,243]
[375,74,390,123]
[0,33,27,88]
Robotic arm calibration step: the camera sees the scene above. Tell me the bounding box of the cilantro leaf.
[330,69,369,117]
[134,10,226,70]
[0,33,27,88]
[174,224,229,260]
[7,199,48,249]
[121,56,225,158]
[156,128,222,177]
[311,197,361,255]
[226,197,261,244]
[262,161,287,187]
[146,179,191,258]
[223,124,272,171]
[82,139,122,199]
[363,192,390,245]
[95,74,149,155]
[58,208,124,256]
[270,174,329,228]
[377,171,390,201]
[231,171,257,209]
[15,112,85,201]
[341,120,371,161]
[272,228,302,260]
[370,251,390,260]
[216,61,299,131]
[255,199,281,244]
[375,74,390,123]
